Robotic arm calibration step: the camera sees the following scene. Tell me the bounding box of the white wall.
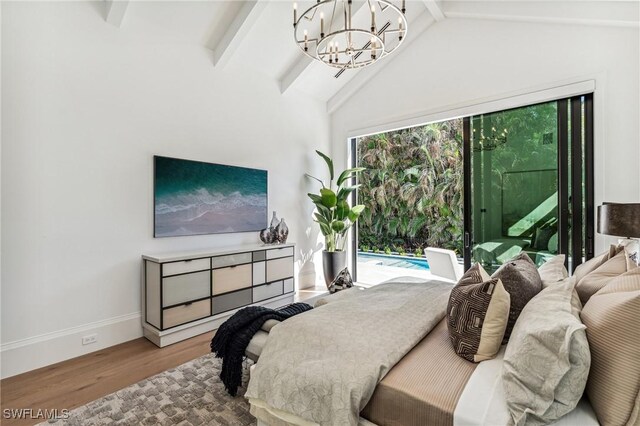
[1,2,329,377]
[331,18,640,255]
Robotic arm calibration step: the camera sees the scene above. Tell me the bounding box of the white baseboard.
[0,312,143,379]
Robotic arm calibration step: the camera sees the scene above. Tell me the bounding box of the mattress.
[361,318,477,426]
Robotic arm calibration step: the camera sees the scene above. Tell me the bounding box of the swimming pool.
[358,252,430,271]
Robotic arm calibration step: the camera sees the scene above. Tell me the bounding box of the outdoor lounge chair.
[424,247,464,282]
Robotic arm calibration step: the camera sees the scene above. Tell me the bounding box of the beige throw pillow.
[502,279,590,426]
[538,254,568,288]
[573,250,611,283]
[581,268,640,426]
[447,264,511,362]
[576,248,630,304]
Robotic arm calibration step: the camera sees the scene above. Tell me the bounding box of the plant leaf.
[316,203,333,221]
[347,204,365,222]
[335,200,349,220]
[337,167,365,187]
[305,173,325,188]
[320,188,337,208]
[337,184,361,202]
[331,220,346,232]
[307,193,322,204]
[316,150,334,181]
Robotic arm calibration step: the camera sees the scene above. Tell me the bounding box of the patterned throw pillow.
[581,267,640,426]
[447,263,511,362]
[328,267,353,294]
[491,252,543,343]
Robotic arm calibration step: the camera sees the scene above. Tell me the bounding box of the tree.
[356,120,464,255]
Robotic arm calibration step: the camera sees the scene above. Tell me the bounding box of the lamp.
[293,0,407,72]
[598,203,640,266]
[597,203,640,238]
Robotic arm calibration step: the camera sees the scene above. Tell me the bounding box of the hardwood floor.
[0,290,323,426]
[0,332,213,426]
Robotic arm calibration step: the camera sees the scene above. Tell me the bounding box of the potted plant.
[307,150,365,286]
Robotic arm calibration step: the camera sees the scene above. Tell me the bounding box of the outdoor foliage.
[357,120,464,255]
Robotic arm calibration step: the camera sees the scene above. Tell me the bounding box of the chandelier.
[293,0,407,71]
[473,127,508,152]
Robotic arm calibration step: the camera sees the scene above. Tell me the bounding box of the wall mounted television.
[154,156,268,238]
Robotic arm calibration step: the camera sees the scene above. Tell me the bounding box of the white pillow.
[538,254,568,288]
[502,279,590,425]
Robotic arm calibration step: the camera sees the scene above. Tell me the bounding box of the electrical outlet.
[82,334,98,345]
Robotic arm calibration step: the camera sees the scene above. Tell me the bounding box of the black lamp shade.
[597,203,640,238]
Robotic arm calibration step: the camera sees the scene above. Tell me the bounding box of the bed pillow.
[573,245,621,283]
[447,263,511,362]
[575,248,630,304]
[491,252,542,343]
[538,254,568,288]
[581,267,640,426]
[502,278,590,426]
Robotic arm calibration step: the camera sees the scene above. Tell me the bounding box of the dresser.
[142,243,295,347]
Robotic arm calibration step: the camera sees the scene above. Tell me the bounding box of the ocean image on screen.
[154,156,267,237]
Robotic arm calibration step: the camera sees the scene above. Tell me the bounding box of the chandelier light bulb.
[293,2,297,26]
[371,5,376,31]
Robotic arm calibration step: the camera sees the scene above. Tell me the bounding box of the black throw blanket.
[210,302,312,396]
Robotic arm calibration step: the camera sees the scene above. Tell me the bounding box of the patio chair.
[424,247,464,282]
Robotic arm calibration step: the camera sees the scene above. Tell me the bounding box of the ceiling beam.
[327,12,436,114]
[444,11,640,29]
[211,0,268,68]
[105,0,129,28]
[278,0,370,95]
[422,0,445,22]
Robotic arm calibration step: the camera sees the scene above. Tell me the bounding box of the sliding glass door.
[463,95,594,273]
[348,94,593,282]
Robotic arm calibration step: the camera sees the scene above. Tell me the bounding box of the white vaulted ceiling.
[102,0,639,108]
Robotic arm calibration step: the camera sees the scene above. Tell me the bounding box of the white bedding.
[454,347,599,426]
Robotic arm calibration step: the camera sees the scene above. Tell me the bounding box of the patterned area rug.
[43,354,255,426]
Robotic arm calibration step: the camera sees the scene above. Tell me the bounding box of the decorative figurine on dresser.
[142,243,295,347]
[259,211,289,244]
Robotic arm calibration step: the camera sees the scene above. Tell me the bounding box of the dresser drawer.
[253,261,266,285]
[252,250,266,262]
[253,281,284,303]
[163,299,210,329]
[163,271,210,307]
[211,252,252,268]
[213,288,252,315]
[266,246,294,259]
[283,278,294,294]
[266,257,294,282]
[162,258,210,277]
[212,264,252,295]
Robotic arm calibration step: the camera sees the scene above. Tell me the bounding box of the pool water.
[358,252,430,270]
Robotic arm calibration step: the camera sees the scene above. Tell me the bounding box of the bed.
[244,278,599,426]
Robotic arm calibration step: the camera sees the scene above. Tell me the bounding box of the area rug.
[42,354,255,426]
